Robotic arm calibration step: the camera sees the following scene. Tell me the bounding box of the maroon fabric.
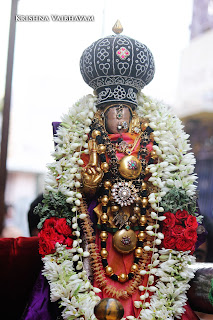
[0,237,42,320]
[182,302,200,320]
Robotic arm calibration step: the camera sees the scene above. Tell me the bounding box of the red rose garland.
[162,210,198,253]
[38,217,73,256]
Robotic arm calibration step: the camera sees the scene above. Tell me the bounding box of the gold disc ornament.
[113,228,137,254]
[94,298,124,320]
[118,155,142,179]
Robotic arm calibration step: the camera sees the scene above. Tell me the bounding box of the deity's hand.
[82,139,104,195]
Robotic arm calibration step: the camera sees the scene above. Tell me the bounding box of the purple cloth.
[52,122,61,136]
[21,272,58,320]
[87,199,98,228]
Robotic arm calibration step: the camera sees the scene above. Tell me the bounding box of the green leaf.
[34,191,75,228]
[160,187,197,215]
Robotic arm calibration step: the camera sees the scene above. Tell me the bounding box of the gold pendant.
[118,155,142,179]
[113,228,137,254]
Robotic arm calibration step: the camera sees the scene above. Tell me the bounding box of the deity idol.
[24,22,203,320]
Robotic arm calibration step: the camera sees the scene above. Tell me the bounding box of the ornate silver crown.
[80,34,155,107]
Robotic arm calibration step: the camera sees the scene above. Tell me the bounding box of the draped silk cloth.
[22,132,199,319]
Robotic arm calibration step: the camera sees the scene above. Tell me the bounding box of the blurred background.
[0,0,213,253]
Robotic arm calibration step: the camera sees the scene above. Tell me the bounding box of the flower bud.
[73,254,79,261]
[83,251,90,257]
[146,231,155,236]
[138,285,145,291]
[157,232,164,239]
[75,181,81,188]
[144,246,151,251]
[79,213,87,219]
[73,230,80,237]
[146,225,153,231]
[77,248,83,254]
[78,159,84,165]
[149,286,157,292]
[75,199,81,206]
[76,193,82,199]
[155,239,162,245]
[73,240,78,248]
[151,212,158,219]
[134,301,141,308]
[140,270,147,275]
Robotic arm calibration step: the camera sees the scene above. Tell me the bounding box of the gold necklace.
[79,198,153,299]
[89,116,157,284]
[115,132,142,155]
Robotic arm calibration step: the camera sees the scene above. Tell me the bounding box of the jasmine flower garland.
[39,92,199,320]
[42,243,101,320]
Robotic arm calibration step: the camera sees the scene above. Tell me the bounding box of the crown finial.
[112,20,123,34]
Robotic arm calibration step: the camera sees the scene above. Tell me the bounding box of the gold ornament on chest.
[113,228,137,254]
[118,155,142,179]
[111,181,138,207]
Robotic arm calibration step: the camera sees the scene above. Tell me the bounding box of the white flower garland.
[42,243,101,320]
[41,92,198,320]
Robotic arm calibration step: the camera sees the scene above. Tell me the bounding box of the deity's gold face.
[105,106,131,134]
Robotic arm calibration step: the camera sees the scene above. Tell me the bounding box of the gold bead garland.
[79,197,152,300]
[98,176,151,282]
[88,118,158,284]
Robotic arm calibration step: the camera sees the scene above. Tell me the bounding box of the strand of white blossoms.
[42,243,101,320]
[42,93,197,320]
[128,92,197,320]
[128,249,196,320]
[43,94,101,320]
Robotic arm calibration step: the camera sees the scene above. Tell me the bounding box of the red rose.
[162,226,172,236]
[162,234,176,249]
[38,230,56,256]
[40,227,65,243]
[39,238,56,256]
[41,226,58,238]
[175,217,182,225]
[184,227,197,242]
[56,218,72,237]
[43,217,57,228]
[172,224,185,236]
[39,217,73,256]
[54,232,66,244]
[64,237,73,248]
[163,212,176,228]
[185,215,198,229]
[176,209,189,221]
[39,228,66,255]
[175,235,194,251]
